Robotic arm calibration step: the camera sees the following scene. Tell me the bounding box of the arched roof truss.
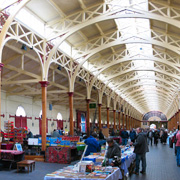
[2,0,180,118]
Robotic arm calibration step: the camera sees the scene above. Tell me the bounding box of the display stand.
[4,120,14,143]
[13,128,27,144]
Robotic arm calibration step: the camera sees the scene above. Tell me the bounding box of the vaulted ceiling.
[1,0,180,120]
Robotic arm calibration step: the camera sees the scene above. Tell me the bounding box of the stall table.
[0,150,24,170]
[44,167,121,180]
[17,160,35,173]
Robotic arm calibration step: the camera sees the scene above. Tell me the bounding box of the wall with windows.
[1,91,75,135]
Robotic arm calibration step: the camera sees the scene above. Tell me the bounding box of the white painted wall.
[1,91,76,135]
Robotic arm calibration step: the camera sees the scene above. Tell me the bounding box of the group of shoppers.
[52,128,64,137]
[84,127,149,175]
[146,128,168,146]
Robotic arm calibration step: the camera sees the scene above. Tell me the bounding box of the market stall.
[44,145,135,180]
[44,166,121,180]
[0,149,24,170]
[46,146,78,164]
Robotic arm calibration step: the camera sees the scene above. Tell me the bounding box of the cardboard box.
[102,128,109,138]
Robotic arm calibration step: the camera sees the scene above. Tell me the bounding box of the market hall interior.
[1,0,180,180]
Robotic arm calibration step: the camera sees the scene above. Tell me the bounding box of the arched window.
[16,106,26,117]
[57,113,63,120]
[39,110,42,118]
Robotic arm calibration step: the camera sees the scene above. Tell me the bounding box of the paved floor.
[0,143,180,180]
[0,160,78,180]
[129,142,180,180]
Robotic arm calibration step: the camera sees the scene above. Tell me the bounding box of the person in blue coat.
[84,132,101,156]
[130,128,137,143]
[121,128,129,145]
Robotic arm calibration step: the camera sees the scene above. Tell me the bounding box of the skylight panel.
[59,41,71,56]
[15,8,45,37]
[109,0,157,111]
[0,0,18,11]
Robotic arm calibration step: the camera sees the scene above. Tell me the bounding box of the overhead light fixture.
[21,44,27,51]
[57,65,61,71]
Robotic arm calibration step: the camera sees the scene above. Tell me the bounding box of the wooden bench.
[17,160,35,173]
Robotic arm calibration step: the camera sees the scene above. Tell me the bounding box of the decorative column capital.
[86,99,90,103]
[113,110,116,112]
[68,92,74,96]
[107,107,109,110]
[39,81,49,87]
[98,104,102,107]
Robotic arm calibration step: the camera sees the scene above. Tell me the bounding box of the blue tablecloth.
[119,153,136,179]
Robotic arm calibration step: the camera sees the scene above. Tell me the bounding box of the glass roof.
[106,0,156,112]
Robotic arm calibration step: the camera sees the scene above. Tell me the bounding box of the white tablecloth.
[44,167,121,180]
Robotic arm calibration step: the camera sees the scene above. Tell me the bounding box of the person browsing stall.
[106,138,121,159]
[27,129,33,139]
[52,129,60,138]
[84,132,101,156]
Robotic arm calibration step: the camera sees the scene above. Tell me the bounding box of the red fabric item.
[45,147,71,164]
[1,143,13,150]
[15,116,27,128]
[176,131,180,146]
[60,120,63,129]
[77,111,81,131]
[39,119,48,135]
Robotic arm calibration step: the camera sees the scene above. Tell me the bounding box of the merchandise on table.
[44,144,135,180]
[45,165,118,179]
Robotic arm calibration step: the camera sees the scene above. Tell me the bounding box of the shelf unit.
[13,128,28,144]
[4,120,14,143]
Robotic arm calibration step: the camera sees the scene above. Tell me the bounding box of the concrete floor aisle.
[129,142,180,180]
[0,159,78,180]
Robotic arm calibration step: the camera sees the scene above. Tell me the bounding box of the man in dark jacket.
[106,138,121,166]
[130,128,149,175]
[106,138,121,159]
[84,132,101,156]
[130,128,136,143]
